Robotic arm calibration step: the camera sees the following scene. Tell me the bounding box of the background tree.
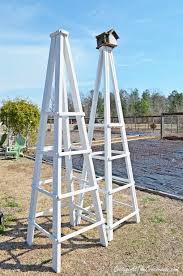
[0,98,40,145]
[150,91,167,115]
[140,89,151,116]
[96,92,104,117]
[120,89,128,116]
[128,88,141,116]
[82,90,93,118]
[168,90,183,112]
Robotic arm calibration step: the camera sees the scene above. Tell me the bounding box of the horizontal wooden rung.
[36,208,53,217]
[92,155,105,160]
[80,214,97,224]
[96,176,105,182]
[107,123,124,128]
[74,204,96,218]
[34,219,105,244]
[46,111,85,117]
[36,187,53,198]
[39,178,53,186]
[94,124,104,128]
[58,220,104,243]
[110,211,138,229]
[110,183,133,194]
[60,186,98,199]
[42,146,53,152]
[112,200,133,208]
[108,152,129,161]
[112,175,132,184]
[59,149,91,157]
[91,151,104,156]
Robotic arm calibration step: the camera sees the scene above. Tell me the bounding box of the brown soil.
[0,158,182,275]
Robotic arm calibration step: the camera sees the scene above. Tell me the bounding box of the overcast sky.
[0,0,183,105]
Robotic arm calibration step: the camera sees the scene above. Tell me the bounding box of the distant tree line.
[76,89,183,118]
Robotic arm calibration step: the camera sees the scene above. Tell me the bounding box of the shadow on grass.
[0,216,103,273]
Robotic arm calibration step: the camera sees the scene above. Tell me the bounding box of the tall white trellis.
[27,29,108,273]
[76,44,140,241]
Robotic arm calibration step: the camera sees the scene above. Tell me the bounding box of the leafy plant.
[0,98,40,145]
[150,122,157,131]
[0,213,15,235]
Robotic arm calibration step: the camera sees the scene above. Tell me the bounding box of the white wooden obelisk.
[76,29,140,241]
[27,29,108,273]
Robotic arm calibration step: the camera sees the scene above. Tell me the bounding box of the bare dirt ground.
[0,158,183,275]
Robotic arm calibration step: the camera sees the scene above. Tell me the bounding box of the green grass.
[4,196,19,208]
[150,213,166,224]
[141,196,156,204]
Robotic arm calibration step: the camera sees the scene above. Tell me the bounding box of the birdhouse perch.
[96,28,119,49]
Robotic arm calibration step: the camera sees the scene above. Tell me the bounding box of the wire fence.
[161,112,183,139]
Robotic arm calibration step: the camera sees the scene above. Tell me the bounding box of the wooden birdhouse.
[96,29,119,49]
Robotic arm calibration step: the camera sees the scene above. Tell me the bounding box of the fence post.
[161,113,164,139]
[177,116,179,134]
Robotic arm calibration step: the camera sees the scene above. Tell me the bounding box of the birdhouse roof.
[96,28,119,40]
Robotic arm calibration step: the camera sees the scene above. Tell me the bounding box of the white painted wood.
[62,71,75,226]
[47,111,85,117]
[76,45,140,241]
[52,33,63,273]
[103,47,113,241]
[109,51,140,224]
[76,50,103,225]
[27,29,108,273]
[27,35,56,246]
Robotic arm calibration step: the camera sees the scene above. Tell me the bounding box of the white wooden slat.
[74,204,96,218]
[91,151,104,156]
[103,47,113,241]
[76,50,103,225]
[111,211,138,229]
[27,35,56,246]
[110,183,133,194]
[60,186,98,199]
[92,155,105,161]
[52,33,63,273]
[39,178,53,186]
[58,220,104,243]
[109,51,140,224]
[34,222,54,240]
[96,176,105,182]
[107,123,124,128]
[112,175,131,183]
[80,214,97,224]
[108,153,128,161]
[113,200,133,208]
[58,149,91,157]
[46,111,85,117]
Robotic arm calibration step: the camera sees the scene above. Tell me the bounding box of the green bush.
[0,98,40,145]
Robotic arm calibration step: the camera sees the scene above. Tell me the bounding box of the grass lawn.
[0,158,182,275]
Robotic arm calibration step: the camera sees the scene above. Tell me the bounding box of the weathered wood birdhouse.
[96,29,119,49]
